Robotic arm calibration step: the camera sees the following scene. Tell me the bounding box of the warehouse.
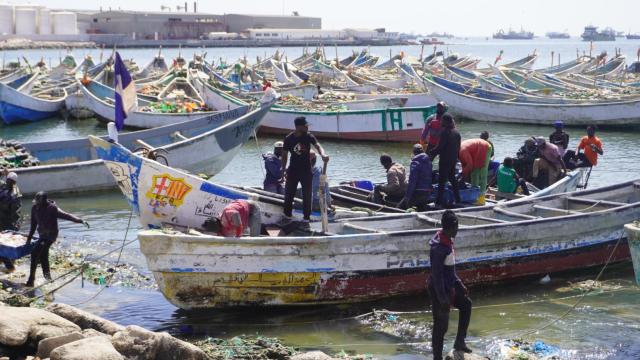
[245,28,344,40]
[224,13,321,33]
[87,10,225,40]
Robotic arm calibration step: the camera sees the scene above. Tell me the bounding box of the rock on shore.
[0,38,95,50]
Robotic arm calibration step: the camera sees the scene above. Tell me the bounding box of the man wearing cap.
[533,137,567,188]
[420,102,446,152]
[262,141,285,194]
[0,170,21,272]
[399,144,433,211]
[549,121,570,155]
[281,116,329,222]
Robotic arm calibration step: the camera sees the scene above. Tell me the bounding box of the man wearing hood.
[25,192,89,287]
[429,210,472,360]
[399,144,433,211]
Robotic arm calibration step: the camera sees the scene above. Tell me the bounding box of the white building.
[345,28,400,40]
[245,28,346,40]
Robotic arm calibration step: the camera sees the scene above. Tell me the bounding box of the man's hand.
[25,236,32,245]
[82,221,90,229]
[321,154,330,163]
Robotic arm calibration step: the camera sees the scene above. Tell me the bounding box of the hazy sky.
[16,0,640,36]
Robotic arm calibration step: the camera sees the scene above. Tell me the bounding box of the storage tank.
[52,11,77,35]
[38,8,51,35]
[0,4,13,35]
[15,7,37,35]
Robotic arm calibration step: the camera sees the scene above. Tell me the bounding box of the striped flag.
[114,52,137,131]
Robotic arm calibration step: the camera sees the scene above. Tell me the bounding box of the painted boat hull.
[137,178,639,308]
[14,106,253,196]
[260,106,436,142]
[0,81,65,124]
[424,76,640,126]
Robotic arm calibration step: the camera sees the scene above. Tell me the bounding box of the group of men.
[0,170,88,287]
[506,121,604,193]
[371,102,495,209]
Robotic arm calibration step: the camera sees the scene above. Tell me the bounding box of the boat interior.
[321,180,640,235]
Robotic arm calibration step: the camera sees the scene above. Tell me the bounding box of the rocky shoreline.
[0,38,96,50]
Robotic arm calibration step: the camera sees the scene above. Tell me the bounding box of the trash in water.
[358,310,431,351]
[193,335,296,360]
[539,274,551,285]
[555,280,622,293]
[488,339,561,360]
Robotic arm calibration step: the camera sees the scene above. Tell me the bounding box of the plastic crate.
[430,184,481,205]
[351,180,375,191]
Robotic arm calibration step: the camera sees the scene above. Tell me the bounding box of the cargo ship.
[581,26,615,41]
[627,33,640,40]
[493,28,534,40]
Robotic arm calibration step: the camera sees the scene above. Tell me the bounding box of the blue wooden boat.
[0,70,67,125]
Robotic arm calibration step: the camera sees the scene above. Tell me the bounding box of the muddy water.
[3,40,640,357]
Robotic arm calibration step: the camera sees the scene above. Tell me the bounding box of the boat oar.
[319,158,329,233]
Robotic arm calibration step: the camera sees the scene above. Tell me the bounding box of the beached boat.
[423,75,640,126]
[12,105,258,196]
[135,178,636,308]
[582,56,626,80]
[0,69,67,124]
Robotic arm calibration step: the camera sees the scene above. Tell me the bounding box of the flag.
[114,52,137,131]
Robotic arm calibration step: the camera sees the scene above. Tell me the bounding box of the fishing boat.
[423,75,640,126]
[581,56,626,80]
[11,104,261,196]
[536,56,593,76]
[89,135,368,230]
[78,78,217,129]
[500,53,538,70]
[546,31,571,39]
[134,179,636,308]
[581,26,616,41]
[0,69,67,125]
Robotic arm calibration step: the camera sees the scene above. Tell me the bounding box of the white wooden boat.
[12,105,259,196]
[79,79,218,129]
[423,75,640,126]
[90,133,366,229]
[135,179,637,308]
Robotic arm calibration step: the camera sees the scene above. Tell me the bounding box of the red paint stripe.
[317,242,630,301]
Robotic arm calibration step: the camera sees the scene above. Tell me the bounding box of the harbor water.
[1,41,640,359]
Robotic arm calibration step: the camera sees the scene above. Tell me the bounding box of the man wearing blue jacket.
[399,144,433,211]
[428,210,472,359]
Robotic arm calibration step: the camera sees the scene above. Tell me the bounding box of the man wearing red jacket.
[420,102,447,153]
[459,139,493,205]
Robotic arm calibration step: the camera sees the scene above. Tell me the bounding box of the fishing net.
[0,139,40,169]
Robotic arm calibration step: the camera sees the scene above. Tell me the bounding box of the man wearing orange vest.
[459,139,493,205]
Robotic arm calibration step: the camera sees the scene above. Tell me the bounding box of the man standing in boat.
[262,141,285,194]
[281,117,329,223]
[420,102,446,152]
[429,114,461,208]
[459,138,493,206]
[429,210,473,360]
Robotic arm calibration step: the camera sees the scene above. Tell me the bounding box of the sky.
[11,0,640,36]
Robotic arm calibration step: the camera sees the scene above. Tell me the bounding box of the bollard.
[624,222,640,286]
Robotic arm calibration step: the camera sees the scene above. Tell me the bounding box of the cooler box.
[0,232,35,260]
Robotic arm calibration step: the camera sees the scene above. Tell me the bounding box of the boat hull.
[0,102,59,124]
[424,76,640,126]
[259,106,436,142]
[0,81,65,124]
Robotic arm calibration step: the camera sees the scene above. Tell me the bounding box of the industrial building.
[224,14,320,33]
[0,3,78,37]
[245,28,400,42]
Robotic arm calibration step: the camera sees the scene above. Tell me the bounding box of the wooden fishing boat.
[89,135,366,230]
[0,69,67,125]
[581,56,626,80]
[423,75,640,126]
[501,53,538,70]
[135,179,636,309]
[12,104,257,196]
[536,56,593,76]
[79,79,217,129]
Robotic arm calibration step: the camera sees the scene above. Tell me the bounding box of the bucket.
[624,222,640,286]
